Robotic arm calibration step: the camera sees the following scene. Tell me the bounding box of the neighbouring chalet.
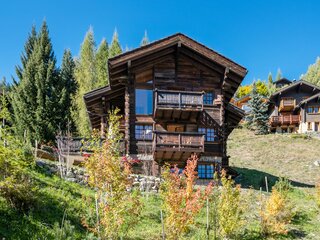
[274,78,292,89]
[83,33,247,178]
[269,80,320,133]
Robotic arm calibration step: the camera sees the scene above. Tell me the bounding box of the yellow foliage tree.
[84,109,142,239]
[260,186,294,236]
[217,170,245,238]
[161,154,212,239]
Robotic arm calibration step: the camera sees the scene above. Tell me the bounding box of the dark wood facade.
[269,80,320,133]
[84,33,247,178]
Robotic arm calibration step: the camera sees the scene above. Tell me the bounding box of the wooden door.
[315,122,319,132]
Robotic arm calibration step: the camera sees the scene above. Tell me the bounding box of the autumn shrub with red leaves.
[160,154,212,239]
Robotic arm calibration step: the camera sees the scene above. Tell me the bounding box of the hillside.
[0,128,319,239]
[228,128,320,187]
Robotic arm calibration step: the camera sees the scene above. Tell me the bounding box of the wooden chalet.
[269,80,320,133]
[84,33,247,178]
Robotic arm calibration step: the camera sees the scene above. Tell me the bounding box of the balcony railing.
[279,98,296,111]
[154,89,204,111]
[270,115,300,125]
[153,131,205,152]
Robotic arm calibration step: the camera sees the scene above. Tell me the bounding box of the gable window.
[135,125,153,140]
[198,128,216,142]
[307,106,320,114]
[314,107,319,113]
[203,92,214,105]
[198,164,214,179]
[136,89,153,115]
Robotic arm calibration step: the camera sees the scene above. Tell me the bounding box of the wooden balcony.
[270,115,300,126]
[279,98,296,112]
[154,89,204,121]
[153,131,205,163]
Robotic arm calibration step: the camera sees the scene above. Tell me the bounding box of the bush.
[260,180,294,236]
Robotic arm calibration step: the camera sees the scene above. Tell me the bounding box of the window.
[135,89,153,115]
[135,125,153,140]
[314,107,319,113]
[198,164,214,179]
[307,122,312,130]
[203,92,214,105]
[307,107,313,113]
[198,128,216,142]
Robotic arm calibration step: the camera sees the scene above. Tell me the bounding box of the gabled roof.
[270,80,320,99]
[109,33,247,78]
[274,78,292,85]
[298,92,320,106]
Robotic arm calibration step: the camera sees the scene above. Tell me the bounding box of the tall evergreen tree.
[72,28,96,136]
[58,49,77,131]
[140,30,149,46]
[276,68,282,81]
[15,26,37,82]
[12,21,61,143]
[247,82,269,135]
[268,72,273,85]
[109,29,122,58]
[301,57,320,86]
[96,39,109,87]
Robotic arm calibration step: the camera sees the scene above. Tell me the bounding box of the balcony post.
[179,92,181,109]
[179,134,181,151]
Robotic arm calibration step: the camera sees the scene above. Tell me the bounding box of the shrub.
[260,181,294,236]
[216,170,245,239]
[160,154,212,240]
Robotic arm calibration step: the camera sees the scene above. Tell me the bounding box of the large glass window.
[198,164,214,179]
[198,128,216,142]
[307,107,314,113]
[135,125,153,140]
[136,89,153,115]
[203,92,214,105]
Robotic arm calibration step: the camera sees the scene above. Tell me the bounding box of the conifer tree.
[140,30,149,46]
[12,22,62,143]
[96,39,109,87]
[268,72,273,85]
[247,82,269,135]
[58,49,77,131]
[72,28,96,137]
[109,29,122,58]
[301,57,320,86]
[276,68,282,81]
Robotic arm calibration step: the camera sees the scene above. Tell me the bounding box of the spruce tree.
[268,72,273,85]
[96,39,109,87]
[109,29,122,58]
[248,82,269,135]
[58,49,77,131]
[140,30,149,46]
[12,21,61,143]
[72,28,96,137]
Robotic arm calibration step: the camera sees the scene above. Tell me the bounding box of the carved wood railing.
[154,89,204,111]
[153,131,205,152]
[270,115,300,125]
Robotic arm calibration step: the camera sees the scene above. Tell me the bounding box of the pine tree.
[72,28,96,137]
[301,57,320,86]
[12,21,61,143]
[58,49,77,131]
[247,82,269,135]
[109,29,122,58]
[96,39,109,87]
[140,30,149,46]
[276,68,282,81]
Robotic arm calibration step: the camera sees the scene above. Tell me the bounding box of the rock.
[133,181,140,187]
[314,160,320,167]
[66,177,77,183]
[66,170,76,178]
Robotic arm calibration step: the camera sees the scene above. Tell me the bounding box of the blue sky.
[0,0,320,85]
